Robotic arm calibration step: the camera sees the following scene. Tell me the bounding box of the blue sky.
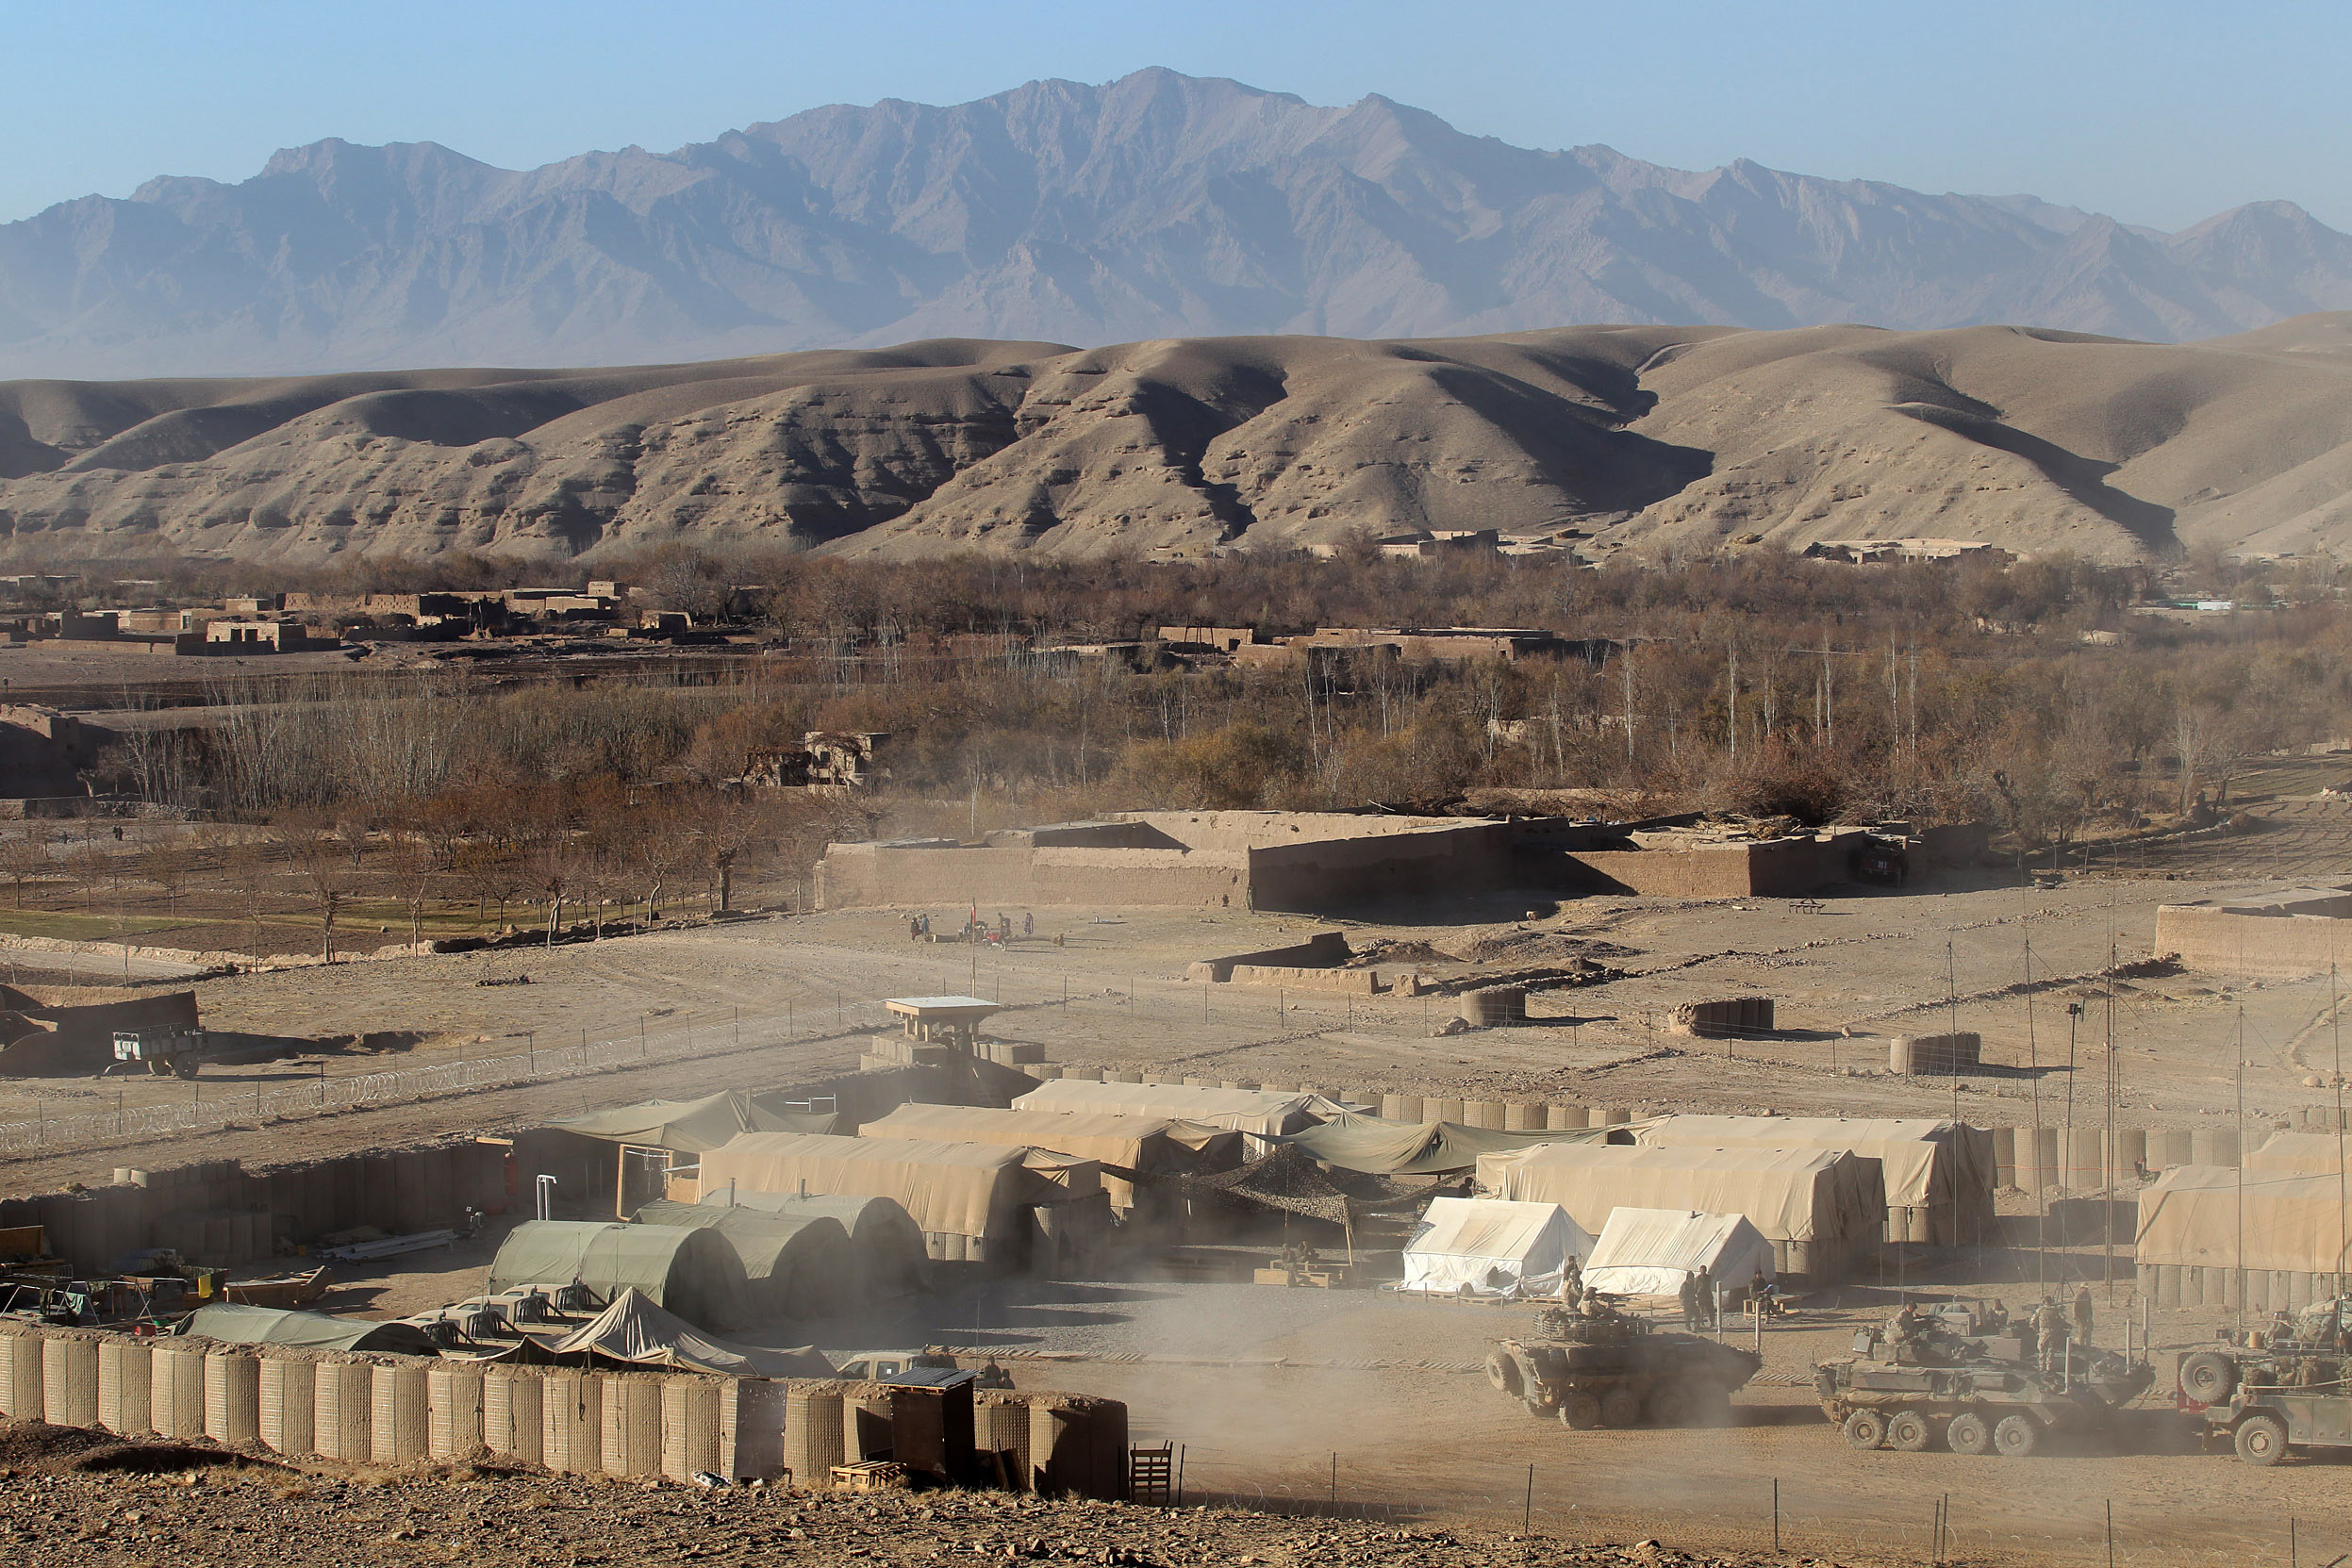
[3,0,2342,229]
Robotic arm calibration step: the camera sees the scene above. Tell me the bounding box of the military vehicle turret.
[1816,1305,2153,1457]
[1486,1296,1763,1428]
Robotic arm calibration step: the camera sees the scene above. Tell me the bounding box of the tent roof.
[1285,1112,1608,1175]
[542,1090,838,1153]
[183,1303,440,1355]
[1637,1115,1985,1209]
[543,1288,831,1378]
[1583,1208,1775,1296]
[698,1132,1080,1239]
[1479,1143,1881,1245]
[1405,1197,1594,1263]
[632,1200,849,1280]
[2137,1163,2352,1274]
[2248,1131,2352,1177]
[1013,1080,1324,1136]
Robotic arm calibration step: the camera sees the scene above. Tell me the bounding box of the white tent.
[1581,1208,1777,1299]
[1398,1197,1593,1297]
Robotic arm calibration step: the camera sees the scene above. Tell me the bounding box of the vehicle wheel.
[1485,1352,1522,1397]
[1843,1410,1886,1450]
[1523,1396,1552,1420]
[2235,1414,2289,1467]
[1561,1393,1602,1429]
[1599,1388,1642,1428]
[1992,1414,2041,1459]
[1887,1411,1932,1452]
[2179,1351,2237,1405]
[1945,1411,1991,1456]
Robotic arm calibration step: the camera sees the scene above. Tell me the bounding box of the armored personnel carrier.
[1816,1308,2153,1457]
[1486,1297,1763,1428]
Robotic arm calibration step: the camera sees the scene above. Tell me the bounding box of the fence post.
[1522,1463,1533,1532]
[1772,1478,1780,1553]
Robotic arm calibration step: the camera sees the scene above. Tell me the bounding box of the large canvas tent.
[1012,1080,1329,1142]
[1399,1197,1592,1296]
[1477,1144,1883,1281]
[2137,1164,2352,1277]
[715,1192,932,1302]
[697,1131,1098,1263]
[1635,1115,1994,1245]
[488,1219,751,1332]
[183,1303,441,1355]
[542,1090,840,1153]
[543,1288,833,1378]
[857,1102,1244,1210]
[632,1200,854,1320]
[1582,1208,1777,1299]
[1285,1112,1609,1175]
[2246,1131,2352,1178]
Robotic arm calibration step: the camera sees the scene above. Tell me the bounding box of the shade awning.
[1284,1112,1611,1175]
[543,1287,832,1378]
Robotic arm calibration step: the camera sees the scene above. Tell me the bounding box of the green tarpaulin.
[183,1303,441,1355]
[541,1090,839,1153]
[488,1219,752,1333]
[633,1200,856,1320]
[717,1193,931,1305]
[1280,1112,1612,1175]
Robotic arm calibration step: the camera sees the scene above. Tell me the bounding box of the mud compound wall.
[0,1320,1129,1498]
[1561,834,1852,899]
[2154,905,2352,979]
[814,842,1247,910]
[1245,821,1518,913]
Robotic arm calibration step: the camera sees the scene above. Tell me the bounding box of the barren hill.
[6,69,2352,378]
[10,315,2352,563]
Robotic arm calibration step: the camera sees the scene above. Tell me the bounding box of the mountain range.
[5,68,2352,378]
[12,312,2352,565]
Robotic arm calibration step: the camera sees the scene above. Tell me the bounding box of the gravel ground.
[0,1424,1878,1568]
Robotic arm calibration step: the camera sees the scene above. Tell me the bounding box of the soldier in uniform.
[2033,1296,2067,1371]
[1561,1253,1582,1304]
[2072,1284,2095,1346]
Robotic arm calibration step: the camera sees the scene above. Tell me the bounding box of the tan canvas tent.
[1636,1115,1994,1245]
[1399,1197,1593,1297]
[2246,1131,2352,1178]
[487,1220,752,1332]
[857,1102,1243,1210]
[1011,1080,1325,1142]
[1477,1144,1883,1281]
[541,1089,838,1153]
[2136,1164,2352,1276]
[632,1199,855,1321]
[697,1131,1096,1263]
[1582,1208,1777,1300]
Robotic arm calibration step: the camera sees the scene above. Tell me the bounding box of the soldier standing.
[1561,1253,1582,1304]
[1678,1272,1699,1329]
[2034,1296,2067,1370]
[2072,1284,2095,1346]
[1693,1264,1714,1329]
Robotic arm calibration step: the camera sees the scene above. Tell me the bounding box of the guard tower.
[883,996,1002,1055]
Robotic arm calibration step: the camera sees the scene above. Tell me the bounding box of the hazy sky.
[3,0,2342,230]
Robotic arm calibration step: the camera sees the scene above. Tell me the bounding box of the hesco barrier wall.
[0,1320,1130,1496]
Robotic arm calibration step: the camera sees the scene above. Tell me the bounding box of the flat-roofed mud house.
[813,811,1876,914]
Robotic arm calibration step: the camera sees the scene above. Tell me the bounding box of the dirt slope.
[11,317,2352,563]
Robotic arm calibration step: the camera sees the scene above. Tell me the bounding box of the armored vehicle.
[1816,1307,2153,1457]
[1486,1297,1763,1428]
[111,1027,205,1079]
[2177,1297,2352,1466]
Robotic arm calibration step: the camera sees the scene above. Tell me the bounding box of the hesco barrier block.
[428,1364,486,1461]
[484,1369,544,1466]
[98,1338,151,1436]
[782,1381,846,1487]
[203,1350,260,1446]
[312,1360,373,1461]
[259,1356,316,1456]
[602,1375,663,1478]
[542,1371,603,1475]
[151,1343,208,1439]
[0,1329,43,1421]
[373,1362,431,1464]
[978,1391,1032,1491]
[43,1334,99,1430]
[661,1378,721,1483]
[721,1377,787,1482]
